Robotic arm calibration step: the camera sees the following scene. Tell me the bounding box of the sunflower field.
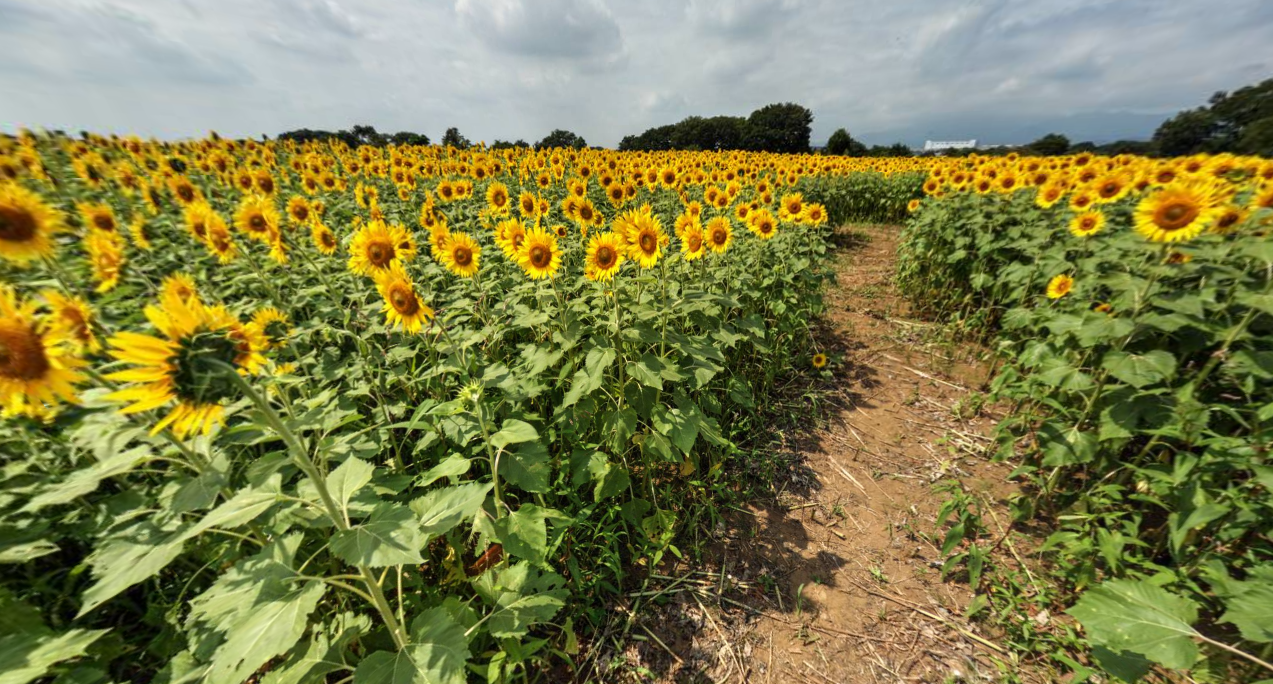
[898,152,1273,680]
[0,131,925,683]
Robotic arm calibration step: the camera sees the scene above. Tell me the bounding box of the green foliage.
[618,102,813,153]
[534,129,587,151]
[825,128,867,156]
[799,172,924,225]
[1027,133,1070,156]
[898,187,1273,681]
[1152,77,1273,156]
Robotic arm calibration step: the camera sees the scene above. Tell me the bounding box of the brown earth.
[579,225,1050,683]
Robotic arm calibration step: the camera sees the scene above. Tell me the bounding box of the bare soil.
[579,225,1048,683]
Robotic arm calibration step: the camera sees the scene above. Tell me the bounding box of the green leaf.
[490,420,538,451]
[79,523,185,617]
[22,446,152,513]
[354,609,468,684]
[262,612,371,684]
[1038,422,1097,467]
[1102,351,1176,389]
[178,485,279,543]
[493,505,548,564]
[627,355,664,390]
[1066,579,1200,670]
[498,442,550,494]
[1090,645,1153,683]
[0,540,59,564]
[410,483,492,537]
[327,458,375,515]
[416,455,470,488]
[476,563,567,640]
[0,629,108,684]
[1218,584,1273,643]
[331,504,425,567]
[205,581,327,684]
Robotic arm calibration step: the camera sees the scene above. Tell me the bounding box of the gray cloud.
[454,0,623,59]
[0,0,1268,147]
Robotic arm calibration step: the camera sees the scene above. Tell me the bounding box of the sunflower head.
[516,226,562,280]
[680,224,705,262]
[41,290,99,353]
[812,353,828,369]
[1133,180,1222,243]
[586,232,625,281]
[250,307,291,349]
[440,231,480,278]
[0,182,64,264]
[0,287,85,418]
[1068,210,1106,238]
[348,219,416,276]
[374,262,433,334]
[311,221,339,255]
[1046,274,1074,299]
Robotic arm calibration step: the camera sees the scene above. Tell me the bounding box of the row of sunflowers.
[898,151,1273,681]
[0,131,925,683]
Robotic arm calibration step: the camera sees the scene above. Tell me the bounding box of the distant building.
[923,139,978,152]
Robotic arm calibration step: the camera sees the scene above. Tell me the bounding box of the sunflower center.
[712,228,727,245]
[597,245,616,268]
[295,206,309,221]
[1100,182,1119,197]
[580,206,594,221]
[389,285,419,316]
[529,245,551,269]
[0,323,51,381]
[172,330,241,404]
[639,232,656,253]
[249,214,266,232]
[453,246,472,267]
[258,178,274,194]
[177,184,195,202]
[686,235,702,252]
[368,240,394,266]
[320,231,336,248]
[1155,202,1198,231]
[0,205,38,243]
[93,214,114,231]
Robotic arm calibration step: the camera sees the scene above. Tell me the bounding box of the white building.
[922,139,978,152]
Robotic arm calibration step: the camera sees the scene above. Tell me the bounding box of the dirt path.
[588,225,1032,683]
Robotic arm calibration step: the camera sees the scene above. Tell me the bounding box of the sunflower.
[1091,173,1130,204]
[706,216,733,253]
[1068,210,1106,238]
[41,289,99,353]
[1046,274,1073,299]
[286,196,313,226]
[626,211,665,269]
[495,218,526,259]
[680,223,706,262]
[518,191,538,219]
[907,199,922,213]
[1211,206,1247,235]
[311,221,339,255]
[1035,183,1065,209]
[128,216,152,251]
[0,286,85,418]
[250,307,291,350]
[516,225,562,280]
[105,291,266,438]
[204,215,237,263]
[801,203,828,226]
[486,182,511,215]
[253,169,276,196]
[160,272,200,304]
[748,210,777,240]
[234,194,281,245]
[440,231,481,278]
[574,198,600,228]
[778,193,804,222]
[182,201,214,243]
[585,232,624,281]
[85,230,125,293]
[347,219,417,276]
[78,201,118,234]
[812,353,828,369]
[374,262,432,333]
[1133,180,1222,243]
[168,175,203,206]
[0,182,64,264]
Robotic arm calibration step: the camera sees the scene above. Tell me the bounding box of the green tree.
[534,129,587,150]
[1236,116,1273,157]
[1027,133,1070,156]
[743,103,814,153]
[825,128,867,156]
[1152,109,1218,156]
[441,127,471,149]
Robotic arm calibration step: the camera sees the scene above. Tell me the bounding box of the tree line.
[616,103,814,153]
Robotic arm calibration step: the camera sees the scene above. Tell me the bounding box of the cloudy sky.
[1,0,1269,147]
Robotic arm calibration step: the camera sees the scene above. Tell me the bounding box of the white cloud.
[0,0,1269,146]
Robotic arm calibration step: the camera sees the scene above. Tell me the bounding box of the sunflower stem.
[216,362,410,650]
